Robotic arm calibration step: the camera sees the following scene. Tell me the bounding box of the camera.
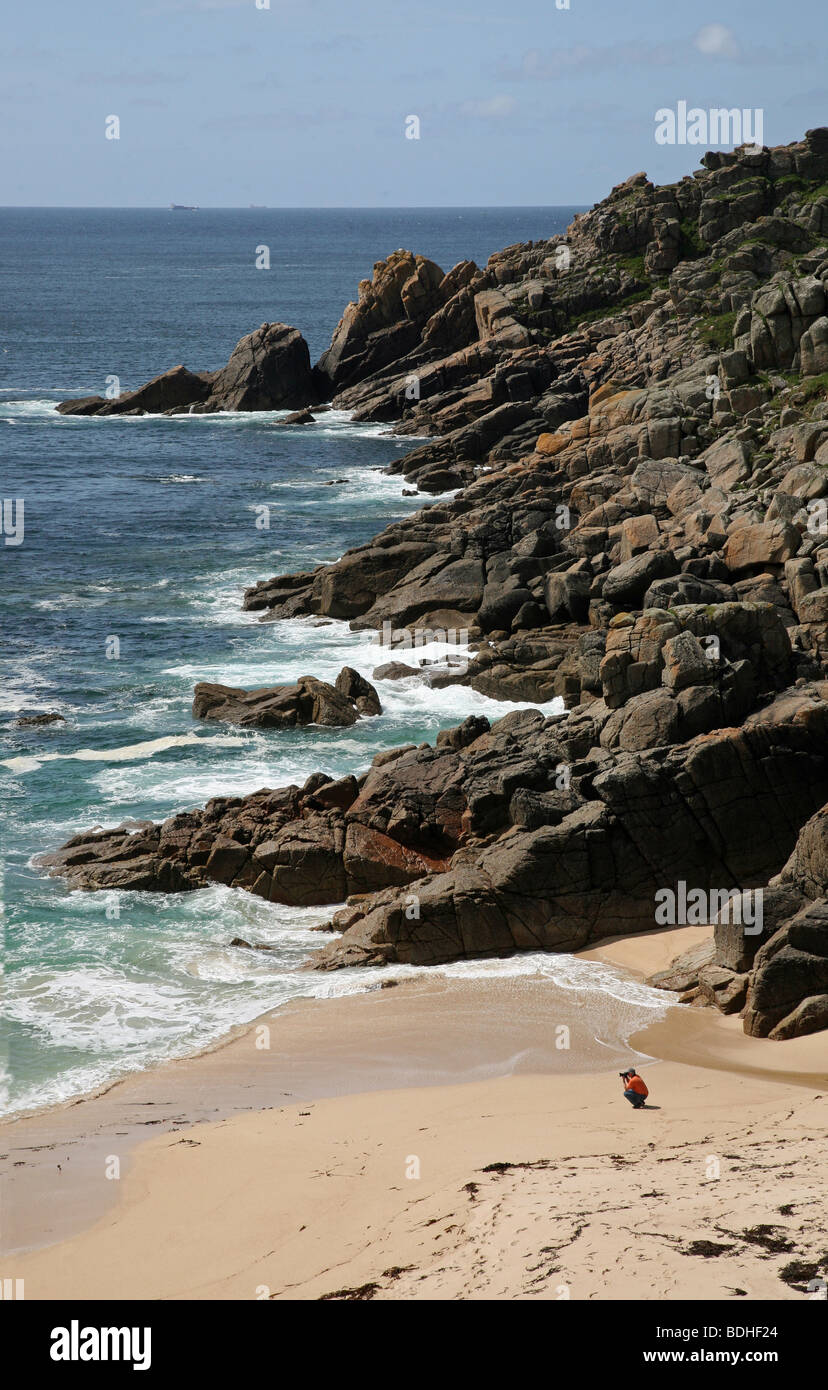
[619,1071,629,1079]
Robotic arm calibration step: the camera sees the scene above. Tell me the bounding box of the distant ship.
[170,203,198,211]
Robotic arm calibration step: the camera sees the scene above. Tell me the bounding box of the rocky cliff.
[45,130,828,1038]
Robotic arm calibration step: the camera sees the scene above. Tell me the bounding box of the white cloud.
[503,41,681,79]
[142,0,305,12]
[693,24,740,58]
[501,28,802,81]
[460,94,515,119]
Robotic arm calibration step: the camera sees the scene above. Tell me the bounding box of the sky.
[1,0,826,207]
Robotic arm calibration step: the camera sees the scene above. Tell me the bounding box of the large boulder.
[192,670,380,728]
[774,802,828,899]
[335,666,382,716]
[712,884,805,972]
[722,520,800,573]
[602,552,678,606]
[599,687,680,750]
[544,570,591,623]
[797,315,828,376]
[656,795,828,1038]
[660,631,712,691]
[701,437,753,490]
[768,993,828,1040]
[57,365,211,416]
[205,323,317,411]
[310,542,439,620]
[743,901,828,1037]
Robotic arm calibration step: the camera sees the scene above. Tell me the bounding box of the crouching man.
[620,1068,648,1109]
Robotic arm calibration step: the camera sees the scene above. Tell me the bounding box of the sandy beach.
[2,925,826,1302]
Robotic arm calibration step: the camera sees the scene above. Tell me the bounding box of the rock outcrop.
[192,668,381,728]
[316,250,451,392]
[14,712,66,727]
[651,800,828,1040]
[57,323,319,416]
[45,128,828,1038]
[41,687,828,982]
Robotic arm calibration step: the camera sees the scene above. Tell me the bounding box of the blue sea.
[0,207,671,1115]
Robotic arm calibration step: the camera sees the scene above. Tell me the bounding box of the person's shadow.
[638,1104,661,1109]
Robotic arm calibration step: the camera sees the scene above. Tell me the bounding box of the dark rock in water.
[56,324,318,417]
[114,365,212,415]
[205,324,316,412]
[58,365,211,416]
[335,666,382,716]
[282,408,316,425]
[192,668,380,729]
[54,395,108,417]
[15,712,66,727]
[372,662,421,681]
[38,767,452,905]
[191,678,352,728]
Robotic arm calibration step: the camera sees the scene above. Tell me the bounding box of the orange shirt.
[626,1075,648,1096]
